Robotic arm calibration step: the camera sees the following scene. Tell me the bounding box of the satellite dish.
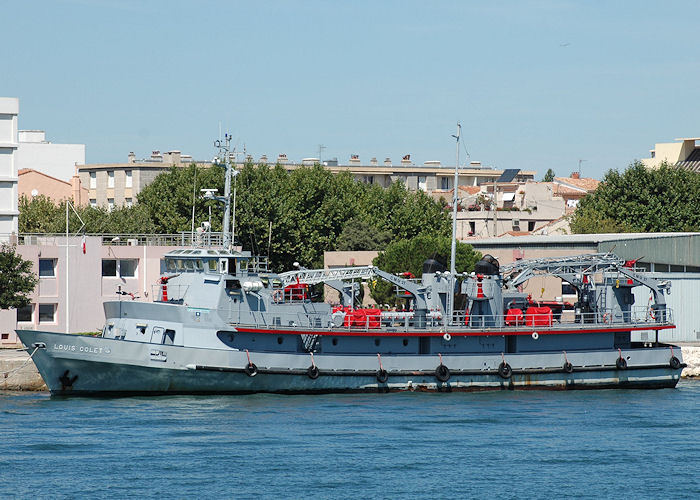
[31,189,38,196]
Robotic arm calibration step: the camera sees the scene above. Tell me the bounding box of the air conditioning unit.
[127,238,138,246]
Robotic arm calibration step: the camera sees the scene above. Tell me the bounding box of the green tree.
[137,164,224,233]
[19,195,157,234]
[19,195,64,233]
[542,168,555,182]
[570,161,700,233]
[369,235,481,306]
[336,218,392,251]
[0,244,37,309]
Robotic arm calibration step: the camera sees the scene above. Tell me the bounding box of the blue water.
[1,382,699,499]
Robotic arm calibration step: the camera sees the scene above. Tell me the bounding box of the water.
[1,381,699,499]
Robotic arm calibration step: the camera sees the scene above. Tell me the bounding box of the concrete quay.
[0,348,47,391]
[1,343,699,392]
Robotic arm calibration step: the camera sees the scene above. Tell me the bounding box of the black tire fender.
[376,369,388,383]
[307,365,320,379]
[435,364,450,382]
[244,363,258,377]
[498,362,512,379]
[670,356,681,370]
[616,357,627,370]
[563,361,574,373]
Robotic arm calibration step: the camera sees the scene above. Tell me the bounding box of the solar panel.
[497,168,520,183]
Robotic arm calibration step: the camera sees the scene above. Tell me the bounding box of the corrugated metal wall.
[598,235,700,267]
[632,274,700,342]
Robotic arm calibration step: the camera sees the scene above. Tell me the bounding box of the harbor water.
[1,382,699,499]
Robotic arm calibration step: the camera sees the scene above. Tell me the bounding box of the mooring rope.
[2,346,40,380]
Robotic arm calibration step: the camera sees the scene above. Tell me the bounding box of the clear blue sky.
[4,0,699,179]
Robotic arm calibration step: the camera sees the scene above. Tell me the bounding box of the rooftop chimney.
[571,172,580,179]
[128,152,136,163]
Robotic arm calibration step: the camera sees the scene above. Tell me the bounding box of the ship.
[17,136,685,395]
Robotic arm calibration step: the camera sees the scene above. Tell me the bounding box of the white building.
[0,97,19,241]
[16,129,85,181]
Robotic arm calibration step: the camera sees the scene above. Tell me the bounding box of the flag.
[81,234,86,254]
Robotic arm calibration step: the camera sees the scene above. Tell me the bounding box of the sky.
[3,0,700,180]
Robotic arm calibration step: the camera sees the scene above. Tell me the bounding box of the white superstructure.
[0,97,19,241]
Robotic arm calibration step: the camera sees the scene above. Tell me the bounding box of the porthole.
[374,338,381,346]
[402,338,408,346]
[332,338,338,346]
[277,337,283,344]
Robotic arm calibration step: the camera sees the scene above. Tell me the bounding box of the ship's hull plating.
[17,330,684,396]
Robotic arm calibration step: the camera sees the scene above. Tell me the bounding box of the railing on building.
[16,232,227,247]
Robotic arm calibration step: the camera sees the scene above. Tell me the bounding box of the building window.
[39,258,56,277]
[102,259,138,278]
[125,170,132,188]
[125,198,133,208]
[654,263,669,273]
[90,199,97,208]
[107,198,114,211]
[17,304,33,323]
[418,176,427,191]
[120,259,137,277]
[90,172,96,189]
[38,304,56,323]
[469,221,475,236]
[108,171,114,188]
[441,177,449,190]
[528,221,536,232]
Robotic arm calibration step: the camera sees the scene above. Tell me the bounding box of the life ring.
[443,333,452,341]
[435,364,450,382]
[669,356,682,370]
[307,365,320,379]
[376,369,388,383]
[616,357,627,370]
[531,332,539,340]
[563,361,574,373]
[498,362,512,379]
[244,362,258,377]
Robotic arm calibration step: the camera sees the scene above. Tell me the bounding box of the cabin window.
[166,259,176,271]
[225,279,241,290]
[163,329,176,345]
[185,259,195,271]
[208,259,218,271]
[195,259,204,270]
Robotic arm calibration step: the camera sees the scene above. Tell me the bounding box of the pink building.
[0,236,176,345]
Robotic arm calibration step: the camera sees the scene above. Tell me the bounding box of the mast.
[448,123,461,325]
[214,134,233,250]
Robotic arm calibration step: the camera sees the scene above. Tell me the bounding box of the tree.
[369,235,481,306]
[542,168,555,182]
[0,244,37,309]
[570,161,700,233]
[336,218,392,251]
[19,195,157,234]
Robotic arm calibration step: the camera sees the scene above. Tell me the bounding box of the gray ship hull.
[17,330,684,396]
